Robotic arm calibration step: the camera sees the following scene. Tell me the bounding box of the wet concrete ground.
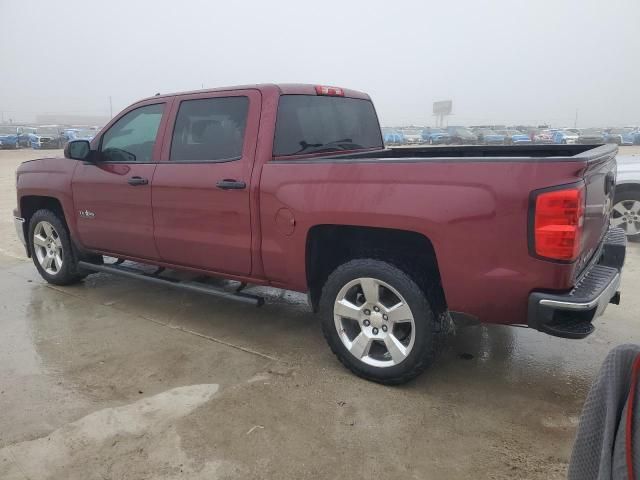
[1,148,639,479]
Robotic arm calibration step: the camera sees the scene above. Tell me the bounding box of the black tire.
[319,259,441,385]
[28,209,88,285]
[612,191,640,242]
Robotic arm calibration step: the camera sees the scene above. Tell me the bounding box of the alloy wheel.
[611,200,640,236]
[33,221,64,275]
[333,277,416,367]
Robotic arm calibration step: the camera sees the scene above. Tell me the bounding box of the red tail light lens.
[315,85,345,96]
[533,186,585,261]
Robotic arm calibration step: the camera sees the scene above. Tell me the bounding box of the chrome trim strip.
[539,273,620,312]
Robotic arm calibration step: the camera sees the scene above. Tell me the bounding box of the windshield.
[478,129,497,135]
[0,126,16,134]
[456,128,474,137]
[37,127,60,135]
[75,129,96,138]
[402,129,422,136]
[608,128,628,134]
[582,129,602,135]
[273,95,383,156]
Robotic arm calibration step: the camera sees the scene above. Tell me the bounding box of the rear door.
[152,90,260,275]
[71,101,169,259]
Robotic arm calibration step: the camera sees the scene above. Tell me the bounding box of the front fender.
[16,158,82,247]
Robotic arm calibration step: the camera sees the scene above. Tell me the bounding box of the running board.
[78,261,264,307]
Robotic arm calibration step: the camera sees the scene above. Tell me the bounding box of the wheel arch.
[20,196,69,255]
[305,224,446,315]
[614,182,640,198]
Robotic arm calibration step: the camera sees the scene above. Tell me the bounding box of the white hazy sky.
[1,0,639,127]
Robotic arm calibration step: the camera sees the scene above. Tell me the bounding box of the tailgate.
[577,148,617,274]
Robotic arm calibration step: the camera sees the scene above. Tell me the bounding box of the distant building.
[35,114,109,126]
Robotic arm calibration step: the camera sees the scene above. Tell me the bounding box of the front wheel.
[28,209,88,285]
[320,259,440,384]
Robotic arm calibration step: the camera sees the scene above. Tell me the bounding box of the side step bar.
[78,261,264,307]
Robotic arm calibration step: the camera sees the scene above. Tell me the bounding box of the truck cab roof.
[138,83,371,105]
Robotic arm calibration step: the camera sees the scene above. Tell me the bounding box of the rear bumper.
[527,227,626,339]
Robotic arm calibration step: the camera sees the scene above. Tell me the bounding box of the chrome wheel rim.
[33,221,64,275]
[611,200,640,236]
[334,277,416,368]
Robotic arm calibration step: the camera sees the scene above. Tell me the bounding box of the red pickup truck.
[13,84,626,384]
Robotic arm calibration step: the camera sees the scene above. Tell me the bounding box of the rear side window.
[170,97,249,162]
[273,95,383,157]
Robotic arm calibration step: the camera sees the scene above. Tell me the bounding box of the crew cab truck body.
[13,84,626,384]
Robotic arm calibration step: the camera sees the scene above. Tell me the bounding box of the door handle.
[216,179,246,190]
[128,176,149,186]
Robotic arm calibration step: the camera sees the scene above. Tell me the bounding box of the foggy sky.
[1,0,639,127]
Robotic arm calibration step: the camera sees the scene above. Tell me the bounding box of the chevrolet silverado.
[13,84,626,384]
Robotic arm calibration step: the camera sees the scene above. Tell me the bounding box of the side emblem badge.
[79,209,96,219]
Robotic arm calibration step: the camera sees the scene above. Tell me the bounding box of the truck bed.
[263,144,617,325]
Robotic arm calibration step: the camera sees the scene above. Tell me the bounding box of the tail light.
[315,85,344,97]
[531,184,585,261]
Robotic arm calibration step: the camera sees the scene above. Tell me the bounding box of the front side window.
[170,97,249,162]
[101,103,164,163]
[273,95,383,157]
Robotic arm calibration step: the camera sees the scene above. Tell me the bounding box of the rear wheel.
[29,209,88,285]
[320,259,440,384]
[611,191,640,241]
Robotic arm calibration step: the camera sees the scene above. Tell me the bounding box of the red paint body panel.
[259,159,587,324]
[152,89,261,275]
[14,83,618,327]
[72,162,159,259]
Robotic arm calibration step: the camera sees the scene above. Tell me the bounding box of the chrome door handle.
[128,176,149,186]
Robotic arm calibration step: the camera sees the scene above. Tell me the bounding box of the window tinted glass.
[101,103,164,162]
[273,95,383,157]
[170,97,248,162]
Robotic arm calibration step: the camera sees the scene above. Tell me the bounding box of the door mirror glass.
[65,140,91,160]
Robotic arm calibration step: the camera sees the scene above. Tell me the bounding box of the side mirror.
[64,140,91,161]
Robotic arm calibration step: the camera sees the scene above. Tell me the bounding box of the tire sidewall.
[320,259,436,383]
[28,209,82,285]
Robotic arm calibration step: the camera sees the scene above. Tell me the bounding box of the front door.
[152,90,260,275]
[72,101,169,259]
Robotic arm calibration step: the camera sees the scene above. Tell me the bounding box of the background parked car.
[553,130,580,144]
[534,130,555,144]
[0,125,21,149]
[604,127,637,146]
[495,129,532,145]
[446,126,478,145]
[17,127,37,148]
[421,127,451,145]
[382,128,406,145]
[473,128,506,145]
[577,128,605,144]
[400,128,423,144]
[30,126,66,149]
[69,128,98,141]
[62,128,80,143]
[612,155,640,240]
